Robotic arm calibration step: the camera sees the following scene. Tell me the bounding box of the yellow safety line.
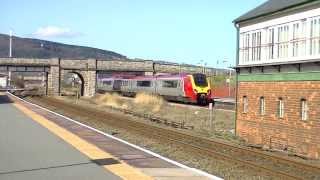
[13,102,153,180]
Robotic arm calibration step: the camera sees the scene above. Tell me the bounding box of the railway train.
[97,73,214,105]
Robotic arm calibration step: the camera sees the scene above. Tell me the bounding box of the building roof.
[234,0,316,23]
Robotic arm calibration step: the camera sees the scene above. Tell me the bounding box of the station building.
[234,0,320,159]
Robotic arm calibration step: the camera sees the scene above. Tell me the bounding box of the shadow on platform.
[0,94,13,104]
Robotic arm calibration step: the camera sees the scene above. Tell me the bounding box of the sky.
[1,0,265,68]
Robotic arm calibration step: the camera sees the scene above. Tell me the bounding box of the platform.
[0,92,221,180]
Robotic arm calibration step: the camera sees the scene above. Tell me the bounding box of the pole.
[9,30,12,58]
[209,103,213,130]
[8,71,11,87]
[228,68,231,97]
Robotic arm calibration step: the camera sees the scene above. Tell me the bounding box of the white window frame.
[251,31,262,61]
[259,97,265,115]
[301,99,308,121]
[310,17,320,55]
[278,98,284,118]
[268,28,275,59]
[292,22,300,57]
[243,96,248,113]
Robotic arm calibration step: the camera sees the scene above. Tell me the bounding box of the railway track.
[27,96,320,179]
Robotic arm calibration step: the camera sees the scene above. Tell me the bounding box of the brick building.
[234,0,320,159]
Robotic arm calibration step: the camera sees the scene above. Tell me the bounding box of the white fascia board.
[240,7,320,33]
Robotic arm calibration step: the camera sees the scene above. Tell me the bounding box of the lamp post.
[223,59,232,98]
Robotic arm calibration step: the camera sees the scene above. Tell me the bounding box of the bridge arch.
[61,70,85,96]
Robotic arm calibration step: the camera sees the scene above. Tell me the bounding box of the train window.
[122,81,128,86]
[162,80,178,88]
[103,81,112,85]
[193,74,208,86]
[137,81,151,87]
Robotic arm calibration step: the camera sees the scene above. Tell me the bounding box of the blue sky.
[1,0,265,68]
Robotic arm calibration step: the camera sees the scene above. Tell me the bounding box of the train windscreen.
[192,73,208,87]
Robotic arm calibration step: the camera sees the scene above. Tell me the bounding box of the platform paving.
[0,94,120,180]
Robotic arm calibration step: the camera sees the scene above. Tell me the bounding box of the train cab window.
[137,81,151,87]
[162,80,178,88]
[103,81,112,85]
[193,74,208,87]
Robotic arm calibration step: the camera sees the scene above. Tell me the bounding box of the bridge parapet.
[0,58,57,66]
[154,63,215,75]
[97,59,153,72]
[60,59,96,70]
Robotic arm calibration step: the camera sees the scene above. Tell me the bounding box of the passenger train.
[97,73,214,105]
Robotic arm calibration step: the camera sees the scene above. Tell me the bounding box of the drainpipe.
[234,23,240,137]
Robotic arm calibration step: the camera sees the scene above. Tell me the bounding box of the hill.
[0,34,127,60]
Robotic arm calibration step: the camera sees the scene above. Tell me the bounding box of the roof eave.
[233,0,318,24]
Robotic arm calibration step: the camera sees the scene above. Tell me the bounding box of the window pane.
[137,81,151,87]
[162,80,178,88]
[301,99,308,121]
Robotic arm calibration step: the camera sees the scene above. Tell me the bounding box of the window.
[252,31,261,61]
[301,99,308,121]
[259,97,265,115]
[310,18,320,55]
[162,80,178,88]
[137,80,151,87]
[268,28,275,59]
[240,33,250,62]
[292,23,300,57]
[243,96,248,113]
[278,25,289,58]
[193,74,208,86]
[103,81,112,85]
[278,98,284,118]
[121,81,128,86]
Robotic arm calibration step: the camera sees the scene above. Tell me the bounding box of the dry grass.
[133,93,165,113]
[93,93,128,109]
[87,92,236,141]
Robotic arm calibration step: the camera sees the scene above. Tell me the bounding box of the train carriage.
[98,73,213,105]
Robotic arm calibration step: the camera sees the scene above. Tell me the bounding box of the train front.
[190,73,213,105]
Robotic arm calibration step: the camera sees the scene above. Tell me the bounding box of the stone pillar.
[47,58,60,96]
[83,59,97,97]
[83,70,96,97]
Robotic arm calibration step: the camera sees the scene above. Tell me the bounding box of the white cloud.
[33,26,81,38]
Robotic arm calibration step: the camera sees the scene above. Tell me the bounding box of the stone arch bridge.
[0,58,216,97]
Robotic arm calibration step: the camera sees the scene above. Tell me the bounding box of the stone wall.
[0,58,57,66]
[153,63,216,75]
[236,81,320,159]
[97,60,154,72]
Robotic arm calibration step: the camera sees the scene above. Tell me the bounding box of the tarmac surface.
[0,94,120,180]
[0,93,221,180]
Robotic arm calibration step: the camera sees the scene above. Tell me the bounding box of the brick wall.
[237,81,320,159]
